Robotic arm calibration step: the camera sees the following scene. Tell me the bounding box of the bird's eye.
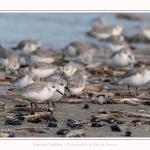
[61,83,63,85]
[53,86,55,88]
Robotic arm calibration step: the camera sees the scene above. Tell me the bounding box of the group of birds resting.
[1,15,150,112]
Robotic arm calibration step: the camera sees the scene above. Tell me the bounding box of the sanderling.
[13,81,63,111]
[0,45,20,71]
[12,71,40,89]
[28,49,57,64]
[105,36,129,52]
[65,70,85,98]
[92,16,105,29]
[61,63,90,80]
[11,39,41,56]
[87,24,124,40]
[62,41,97,58]
[45,79,67,108]
[107,48,135,68]
[76,49,93,65]
[137,26,150,39]
[121,67,150,95]
[29,62,58,80]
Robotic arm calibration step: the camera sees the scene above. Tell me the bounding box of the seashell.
[142,101,150,106]
[28,118,41,123]
[91,122,99,127]
[97,123,105,127]
[2,131,15,137]
[41,116,58,123]
[47,121,57,127]
[16,116,25,121]
[30,111,35,115]
[146,121,150,125]
[106,100,113,104]
[98,109,107,114]
[102,79,111,82]
[110,124,121,132]
[15,103,28,107]
[56,129,70,135]
[66,130,84,137]
[97,96,106,104]
[5,118,22,125]
[132,119,142,123]
[125,130,132,136]
[83,103,89,109]
[90,117,100,123]
[91,122,105,127]
[15,112,24,117]
[135,122,142,126]
[47,108,53,114]
[106,117,116,123]
[67,120,76,127]
[70,123,83,129]
[115,120,125,124]
[24,112,31,116]
[88,93,94,97]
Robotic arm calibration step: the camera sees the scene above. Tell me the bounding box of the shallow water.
[1,12,150,50]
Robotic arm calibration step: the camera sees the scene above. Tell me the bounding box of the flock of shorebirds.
[0,15,150,113]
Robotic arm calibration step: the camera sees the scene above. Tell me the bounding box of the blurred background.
[1,12,150,50]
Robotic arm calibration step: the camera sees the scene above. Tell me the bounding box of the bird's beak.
[65,86,70,91]
[56,89,63,95]
[60,72,64,77]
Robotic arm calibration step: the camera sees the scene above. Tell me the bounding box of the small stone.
[110,124,121,132]
[125,131,132,136]
[83,103,89,109]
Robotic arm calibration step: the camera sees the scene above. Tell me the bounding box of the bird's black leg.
[47,101,50,108]
[128,85,131,95]
[72,95,75,103]
[33,102,38,108]
[136,87,138,96]
[52,102,55,108]
[30,102,35,115]
[47,102,54,115]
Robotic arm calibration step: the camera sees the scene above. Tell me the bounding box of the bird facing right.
[13,81,62,111]
[108,48,135,69]
[12,39,41,57]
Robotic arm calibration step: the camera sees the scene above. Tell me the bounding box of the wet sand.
[0,83,150,138]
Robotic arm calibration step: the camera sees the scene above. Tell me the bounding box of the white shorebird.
[45,79,67,108]
[87,24,124,40]
[0,45,20,71]
[62,41,97,58]
[64,70,85,101]
[61,63,90,80]
[29,62,58,80]
[28,48,57,64]
[105,36,129,52]
[13,81,63,111]
[121,67,150,95]
[92,16,105,29]
[76,49,93,65]
[12,71,40,89]
[107,48,135,68]
[11,39,41,56]
[137,26,150,39]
